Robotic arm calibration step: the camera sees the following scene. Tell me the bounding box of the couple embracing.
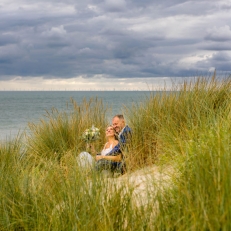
[78,114,132,175]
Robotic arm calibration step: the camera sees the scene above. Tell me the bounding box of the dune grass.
[126,75,231,168]
[25,97,108,164]
[1,74,231,230]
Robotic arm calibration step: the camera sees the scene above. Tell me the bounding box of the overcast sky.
[0,0,231,90]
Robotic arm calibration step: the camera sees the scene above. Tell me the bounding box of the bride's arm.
[95,154,121,162]
[95,143,122,162]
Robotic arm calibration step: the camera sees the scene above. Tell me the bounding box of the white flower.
[82,125,100,142]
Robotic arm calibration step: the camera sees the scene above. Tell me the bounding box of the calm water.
[0,91,151,141]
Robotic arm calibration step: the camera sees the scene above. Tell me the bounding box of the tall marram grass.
[126,74,231,169]
[0,141,155,230]
[1,74,231,230]
[25,97,108,163]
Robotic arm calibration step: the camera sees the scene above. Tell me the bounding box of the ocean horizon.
[0,91,155,141]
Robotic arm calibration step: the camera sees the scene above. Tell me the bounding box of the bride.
[77,125,122,174]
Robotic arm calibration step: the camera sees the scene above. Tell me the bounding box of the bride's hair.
[106,125,118,140]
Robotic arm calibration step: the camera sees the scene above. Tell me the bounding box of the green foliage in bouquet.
[82,125,100,143]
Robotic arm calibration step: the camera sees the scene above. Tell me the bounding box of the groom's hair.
[113,114,124,120]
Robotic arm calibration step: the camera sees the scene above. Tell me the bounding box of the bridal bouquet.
[82,125,100,143]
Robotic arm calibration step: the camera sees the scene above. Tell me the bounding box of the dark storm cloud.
[0,0,231,80]
[196,51,231,73]
[202,42,231,51]
[0,34,19,46]
[204,25,231,42]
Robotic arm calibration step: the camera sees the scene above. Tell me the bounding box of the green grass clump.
[1,73,231,230]
[126,75,231,169]
[25,97,108,163]
[0,148,156,230]
[151,112,231,230]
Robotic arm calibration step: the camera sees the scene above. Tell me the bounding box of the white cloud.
[0,76,181,91]
[178,53,213,67]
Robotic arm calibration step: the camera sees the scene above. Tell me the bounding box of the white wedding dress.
[77,143,113,169]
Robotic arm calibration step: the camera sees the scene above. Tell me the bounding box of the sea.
[0,91,152,141]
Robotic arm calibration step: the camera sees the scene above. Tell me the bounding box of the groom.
[112,114,132,148]
[111,114,132,174]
